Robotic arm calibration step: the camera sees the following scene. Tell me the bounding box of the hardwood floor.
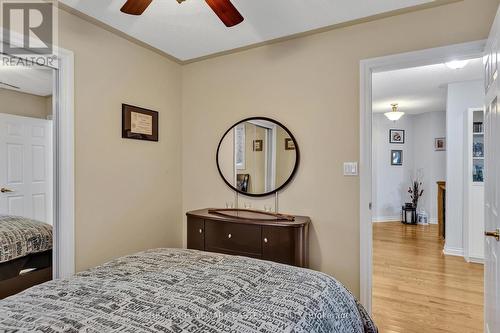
[372,222,484,333]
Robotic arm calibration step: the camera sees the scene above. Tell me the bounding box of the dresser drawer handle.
[228,233,232,239]
[199,229,203,234]
[264,238,268,243]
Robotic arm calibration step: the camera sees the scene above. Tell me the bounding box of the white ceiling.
[0,59,53,96]
[60,0,435,61]
[372,58,483,115]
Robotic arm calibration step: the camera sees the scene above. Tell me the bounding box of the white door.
[0,113,53,225]
[484,5,500,333]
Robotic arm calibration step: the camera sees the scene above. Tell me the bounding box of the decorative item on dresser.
[186,208,310,268]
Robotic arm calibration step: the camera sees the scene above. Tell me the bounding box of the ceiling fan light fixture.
[384,103,405,121]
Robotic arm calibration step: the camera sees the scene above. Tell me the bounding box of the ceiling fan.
[120,0,244,27]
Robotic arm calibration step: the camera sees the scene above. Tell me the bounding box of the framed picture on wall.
[122,104,159,142]
[285,138,296,150]
[391,150,403,166]
[389,129,405,144]
[253,140,263,151]
[435,137,446,151]
[236,174,249,192]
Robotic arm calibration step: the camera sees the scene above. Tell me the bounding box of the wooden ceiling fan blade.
[205,0,244,27]
[120,0,153,15]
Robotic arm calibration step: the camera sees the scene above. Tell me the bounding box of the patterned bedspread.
[0,249,377,333]
[0,215,52,263]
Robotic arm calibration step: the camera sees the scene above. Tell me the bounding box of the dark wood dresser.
[186,208,310,268]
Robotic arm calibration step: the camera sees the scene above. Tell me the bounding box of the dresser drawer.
[262,226,295,266]
[205,221,262,257]
[187,209,310,267]
[187,216,205,251]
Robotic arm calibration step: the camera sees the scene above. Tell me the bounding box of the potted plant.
[408,180,424,209]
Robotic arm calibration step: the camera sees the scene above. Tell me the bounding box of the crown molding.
[57,0,462,65]
[56,2,184,65]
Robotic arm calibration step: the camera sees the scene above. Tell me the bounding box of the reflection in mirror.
[0,54,55,297]
[217,118,298,197]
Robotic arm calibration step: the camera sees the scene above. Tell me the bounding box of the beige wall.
[0,88,52,119]
[182,0,499,296]
[58,9,183,271]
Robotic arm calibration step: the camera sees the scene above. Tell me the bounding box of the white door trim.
[248,119,277,192]
[359,40,486,313]
[1,31,75,279]
[54,46,75,279]
[464,107,485,263]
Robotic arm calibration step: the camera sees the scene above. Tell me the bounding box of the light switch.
[344,162,358,176]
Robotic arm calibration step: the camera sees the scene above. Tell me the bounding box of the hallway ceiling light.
[445,60,469,70]
[385,103,405,121]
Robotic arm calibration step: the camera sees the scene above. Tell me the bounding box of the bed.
[0,215,53,299]
[0,249,376,332]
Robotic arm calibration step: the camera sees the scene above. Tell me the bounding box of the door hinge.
[369,202,372,210]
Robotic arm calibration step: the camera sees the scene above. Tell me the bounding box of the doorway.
[360,40,487,331]
[0,35,75,284]
[0,56,56,297]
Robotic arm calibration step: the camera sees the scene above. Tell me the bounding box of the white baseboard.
[372,216,401,223]
[466,256,484,264]
[429,217,438,225]
[443,246,464,257]
[373,216,438,224]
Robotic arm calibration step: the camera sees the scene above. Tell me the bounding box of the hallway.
[372,222,483,333]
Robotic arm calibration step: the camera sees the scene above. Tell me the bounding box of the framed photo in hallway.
[391,150,403,166]
[389,129,405,144]
[435,137,446,151]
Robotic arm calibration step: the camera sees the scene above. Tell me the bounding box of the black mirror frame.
[216,117,300,198]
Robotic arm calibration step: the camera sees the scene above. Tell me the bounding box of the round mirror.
[216,117,299,197]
